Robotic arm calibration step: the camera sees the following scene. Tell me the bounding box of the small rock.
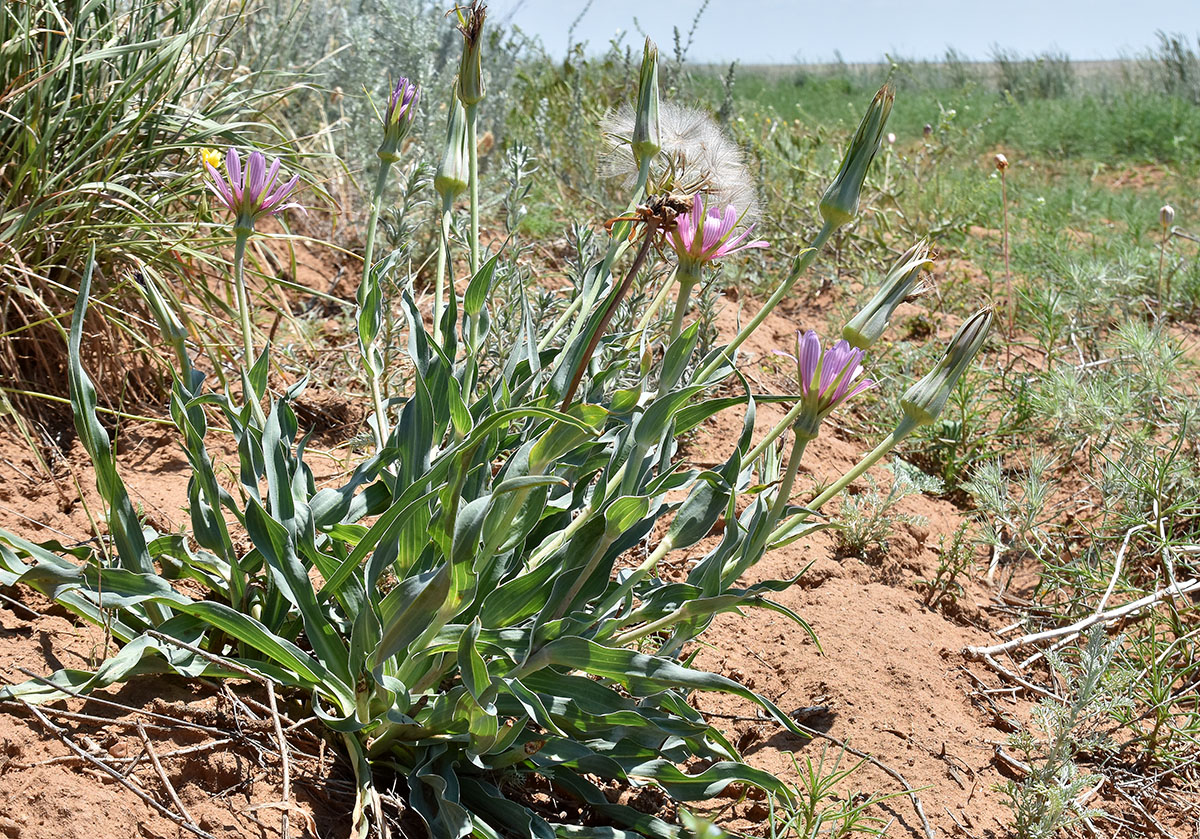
[745,802,770,822]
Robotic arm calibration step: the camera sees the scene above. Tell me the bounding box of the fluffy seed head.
[599,101,761,225]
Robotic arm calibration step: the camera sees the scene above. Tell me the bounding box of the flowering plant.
[0,26,992,839]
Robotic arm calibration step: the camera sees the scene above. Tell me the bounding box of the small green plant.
[834,460,941,561]
[1002,628,1132,839]
[963,453,1059,584]
[765,746,908,839]
[919,521,975,611]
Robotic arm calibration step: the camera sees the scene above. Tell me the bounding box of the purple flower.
[668,194,768,265]
[386,77,419,131]
[204,148,303,232]
[777,331,875,426]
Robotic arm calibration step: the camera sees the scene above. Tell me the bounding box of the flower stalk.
[695,220,835,383]
[203,147,303,424]
[1158,203,1175,306]
[359,77,418,449]
[456,2,487,275]
[995,153,1013,335]
[433,91,470,343]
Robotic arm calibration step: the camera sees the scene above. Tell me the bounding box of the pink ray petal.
[799,331,821,398]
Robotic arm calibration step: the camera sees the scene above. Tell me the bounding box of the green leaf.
[464,251,502,317]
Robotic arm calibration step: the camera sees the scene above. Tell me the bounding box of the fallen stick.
[966,579,1200,660]
[138,723,196,826]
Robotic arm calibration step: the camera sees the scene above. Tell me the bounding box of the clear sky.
[490,0,1200,64]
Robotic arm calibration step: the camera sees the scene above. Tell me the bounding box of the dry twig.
[137,723,196,825]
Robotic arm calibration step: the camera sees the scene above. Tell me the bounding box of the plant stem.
[594,537,673,617]
[467,102,480,276]
[562,155,653,352]
[766,416,918,544]
[1158,223,1169,309]
[767,432,810,528]
[668,263,701,343]
[632,266,679,338]
[550,533,617,621]
[695,220,835,383]
[232,231,266,427]
[560,224,659,410]
[433,195,453,344]
[1000,168,1012,337]
[744,398,810,465]
[362,162,393,449]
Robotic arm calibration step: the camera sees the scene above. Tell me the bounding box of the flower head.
[668,194,768,266]
[842,239,933,350]
[434,85,470,201]
[455,1,487,106]
[199,147,221,170]
[204,148,304,233]
[777,331,874,438]
[819,83,893,229]
[632,37,661,166]
[994,152,1009,171]
[380,76,419,162]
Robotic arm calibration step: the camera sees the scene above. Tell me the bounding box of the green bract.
[819,83,894,229]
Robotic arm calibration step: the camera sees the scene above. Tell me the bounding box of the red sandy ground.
[0,283,1036,838]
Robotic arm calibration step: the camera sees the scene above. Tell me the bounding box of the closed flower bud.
[1160,204,1175,228]
[900,309,992,426]
[819,84,893,229]
[456,2,486,107]
[886,132,896,145]
[994,152,1008,171]
[923,123,933,138]
[435,87,470,200]
[843,240,932,350]
[632,37,661,166]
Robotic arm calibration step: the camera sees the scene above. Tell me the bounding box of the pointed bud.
[819,84,894,229]
[456,2,487,107]
[632,37,661,166]
[1160,204,1175,228]
[900,309,993,426]
[435,86,470,200]
[843,240,933,350]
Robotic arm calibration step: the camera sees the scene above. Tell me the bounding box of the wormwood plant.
[0,18,993,839]
[1002,629,1132,839]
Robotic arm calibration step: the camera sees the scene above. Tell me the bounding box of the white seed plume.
[599,101,760,224]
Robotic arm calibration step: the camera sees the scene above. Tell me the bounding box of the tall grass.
[0,0,302,414]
